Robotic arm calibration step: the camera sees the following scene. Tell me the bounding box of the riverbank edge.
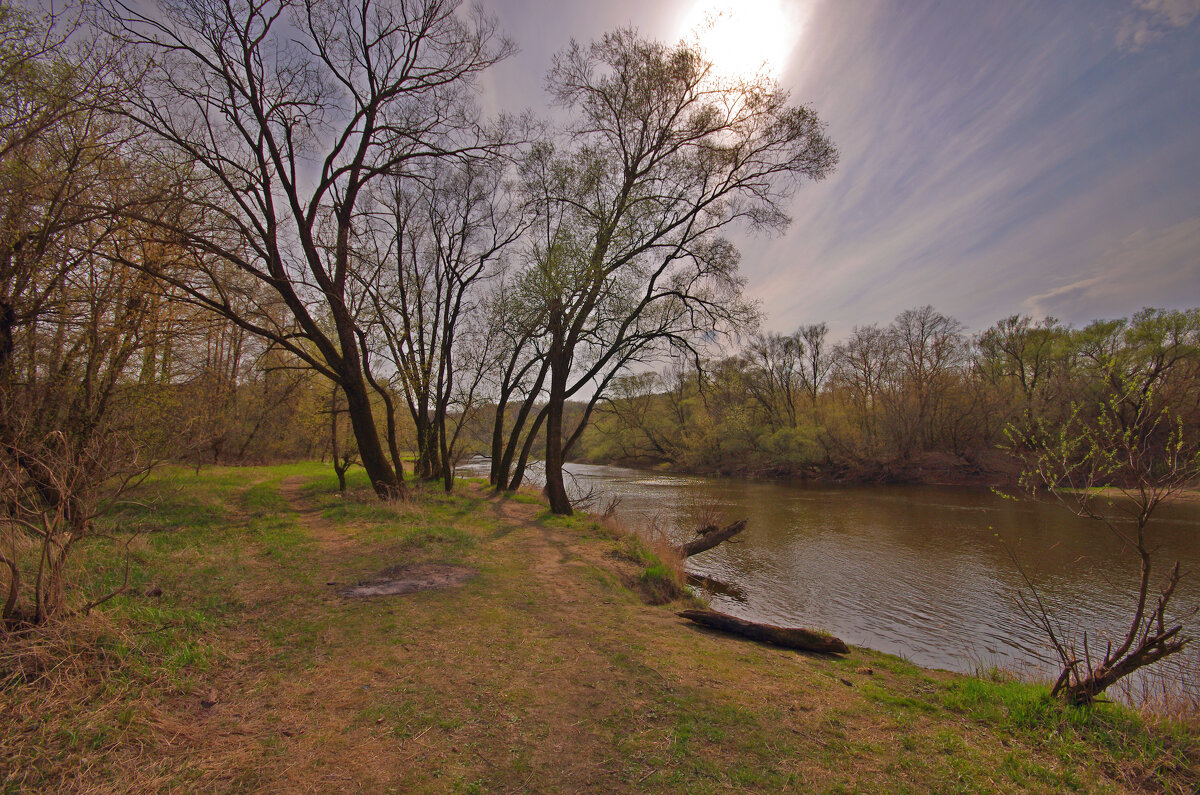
[573,448,1024,488]
[3,462,1197,792]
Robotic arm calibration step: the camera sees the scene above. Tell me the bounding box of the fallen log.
[677,519,747,558]
[676,609,850,655]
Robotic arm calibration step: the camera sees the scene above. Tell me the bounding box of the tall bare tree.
[102,0,512,495]
[361,154,525,490]
[741,331,803,430]
[798,322,831,404]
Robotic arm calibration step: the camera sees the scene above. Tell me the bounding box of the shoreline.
[571,454,1021,489]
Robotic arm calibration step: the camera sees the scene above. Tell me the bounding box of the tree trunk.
[330,385,348,491]
[414,401,438,480]
[340,367,399,498]
[677,520,748,558]
[496,360,549,490]
[331,304,400,497]
[507,405,547,491]
[438,405,453,493]
[489,393,508,487]
[544,344,571,515]
[358,332,406,485]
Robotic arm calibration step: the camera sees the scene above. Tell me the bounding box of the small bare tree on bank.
[1007,377,1199,706]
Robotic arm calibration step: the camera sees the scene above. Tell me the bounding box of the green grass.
[2,462,1196,794]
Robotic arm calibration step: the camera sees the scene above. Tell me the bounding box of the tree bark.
[678,520,747,558]
[677,609,850,655]
[339,363,399,497]
[496,358,549,490]
[507,404,548,491]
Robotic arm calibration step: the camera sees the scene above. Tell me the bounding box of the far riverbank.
[575,448,1024,488]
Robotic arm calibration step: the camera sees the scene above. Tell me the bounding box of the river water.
[468,461,1200,694]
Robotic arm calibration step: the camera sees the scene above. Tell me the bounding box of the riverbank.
[578,448,1024,488]
[3,463,1197,792]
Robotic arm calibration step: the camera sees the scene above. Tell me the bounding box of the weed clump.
[637,562,684,604]
[606,519,690,605]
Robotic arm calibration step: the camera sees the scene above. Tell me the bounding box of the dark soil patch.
[339,563,477,599]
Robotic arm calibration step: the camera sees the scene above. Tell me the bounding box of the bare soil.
[339,563,477,598]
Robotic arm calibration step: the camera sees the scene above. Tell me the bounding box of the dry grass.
[1,613,178,791]
[1114,646,1200,727]
[1,612,124,689]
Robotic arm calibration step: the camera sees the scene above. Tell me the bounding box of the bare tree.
[888,305,967,457]
[0,3,173,627]
[102,0,513,496]
[499,29,837,513]
[482,273,552,490]
[327,383,358,491]
[741,331,803,430]
[828,324,894,464]
[975,315,1067,406]
[360,153,525,491]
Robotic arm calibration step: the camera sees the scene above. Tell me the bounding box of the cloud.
[1020,216,1200,320]
[1116,0,1200,51]
[730,0,1200,337]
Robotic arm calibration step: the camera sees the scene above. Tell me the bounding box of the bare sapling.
[326,384,358,492]
[1,408,148,629]
[1007,378,1199,706]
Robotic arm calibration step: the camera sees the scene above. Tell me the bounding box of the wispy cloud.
[739,0,1200,334]
[476,0,1200,336]
[1116,0,1200,52]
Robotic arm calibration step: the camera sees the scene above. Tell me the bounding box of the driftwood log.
[677,609,850,655]
[677,519,747,558]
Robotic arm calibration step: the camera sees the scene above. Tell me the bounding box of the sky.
[476,0,1200,337]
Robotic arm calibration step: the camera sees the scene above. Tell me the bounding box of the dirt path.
[277,476,352,553]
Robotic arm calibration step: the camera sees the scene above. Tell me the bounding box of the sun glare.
[677,0,802,80]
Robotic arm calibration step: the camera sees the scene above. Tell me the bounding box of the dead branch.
[677,519,747,558]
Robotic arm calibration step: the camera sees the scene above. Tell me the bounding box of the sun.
[677,0,803,80]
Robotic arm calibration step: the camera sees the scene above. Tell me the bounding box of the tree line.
[579,305,1200,482]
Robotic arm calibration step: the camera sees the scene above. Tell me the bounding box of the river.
[464,460,1200,697]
